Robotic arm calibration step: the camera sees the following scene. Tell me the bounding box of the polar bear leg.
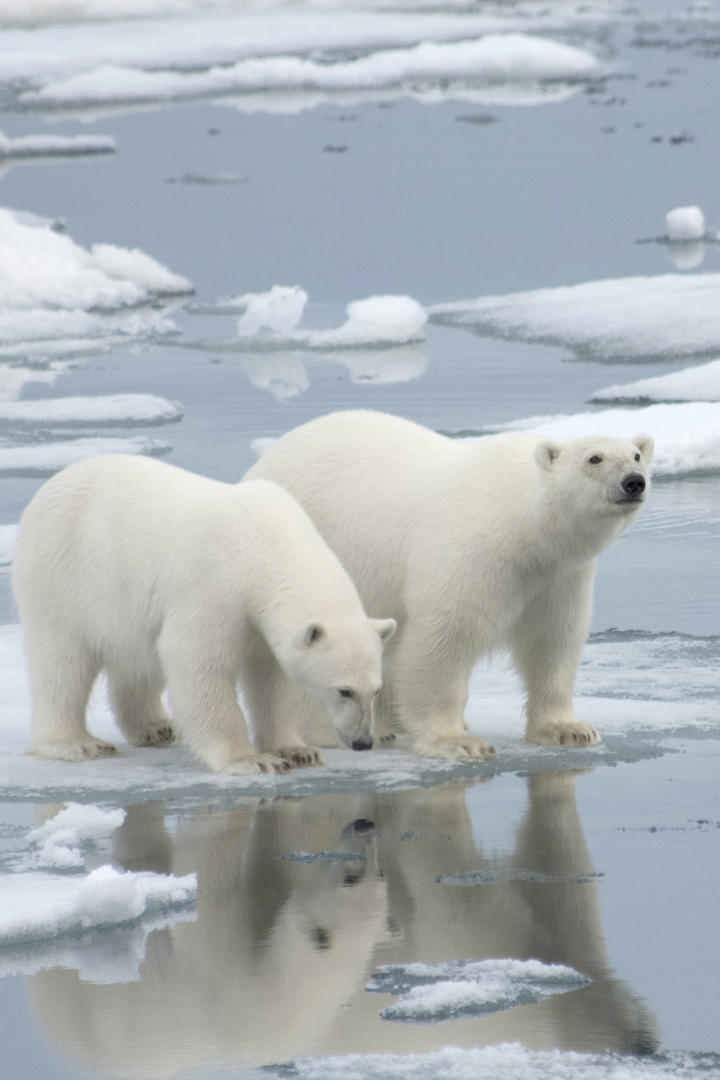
[25,629,116,761]
[512,567,600,747]
[391,622,495,761]
[106,663,174,748]
[243,651,325,768]
[158,630,290,775]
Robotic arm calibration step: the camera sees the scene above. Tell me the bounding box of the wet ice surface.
[1,0,720,1077]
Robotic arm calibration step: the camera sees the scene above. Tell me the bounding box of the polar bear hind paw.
[412,734,495,761]
[127,722,175,747]
[29,736,118,762]
[529,720,600,747]
[278,746,325,768]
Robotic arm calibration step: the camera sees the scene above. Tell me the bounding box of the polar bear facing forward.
[13,455,395,774]
[247,410,653,760]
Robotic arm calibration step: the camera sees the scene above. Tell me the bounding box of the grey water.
[1,6,719,1078]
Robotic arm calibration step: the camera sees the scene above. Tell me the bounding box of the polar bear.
[247,410,653,760]
[12,454,396,774]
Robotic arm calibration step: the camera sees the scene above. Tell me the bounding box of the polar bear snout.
[620,472,646,499]
[351,737,373,752]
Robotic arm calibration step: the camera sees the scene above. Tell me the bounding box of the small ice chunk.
[592,358,720,404]
[0,393,182,425]
[26,804,126,870]
[0,523,17,566]
[0,436,167,476]
[367,958,590,1022]
[0,865,196,945]
[236,285,308,337]
[0,131,115,158]
[665,205,705,241]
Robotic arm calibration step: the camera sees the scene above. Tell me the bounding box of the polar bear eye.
[588,455,603,465]
[339,688,355,699]
[634,452,641,462]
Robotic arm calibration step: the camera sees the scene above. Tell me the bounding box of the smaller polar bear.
[12,455,396,775]
[248,410,653,760]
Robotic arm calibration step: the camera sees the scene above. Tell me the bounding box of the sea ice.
[366,958,590,1022]
[0,864,196,946]
[233,288,427,349]
[665,205,705,242]
[591,358,720,404]
[0,130,115,158]
[19,34,601,109]
[430,273,720,362]
[24,803,126,870]
[478,401,720,477]
[0,436,168,476]
[0,393,182,425]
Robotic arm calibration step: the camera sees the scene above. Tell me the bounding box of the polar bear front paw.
[277,745,325,768]
[528,720,600,746]
[127,722,175,747]
[223,753,292,776]
[29,736,118,762]
[411,734,495,761]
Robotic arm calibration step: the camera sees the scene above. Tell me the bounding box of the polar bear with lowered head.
[12,454,395,775]
[247,410,653,760]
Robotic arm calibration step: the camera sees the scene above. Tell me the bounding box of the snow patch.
[367,958,590,1022]
[430,273,720,363]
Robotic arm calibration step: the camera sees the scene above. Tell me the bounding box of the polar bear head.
[283,616,396,751]
[534,432,654,527]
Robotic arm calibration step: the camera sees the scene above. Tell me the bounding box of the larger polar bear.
[247,410,653,760]
[12,454,395,775]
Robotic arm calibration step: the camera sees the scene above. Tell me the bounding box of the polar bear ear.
[534,440,562,471]
[302,623,325,646]
[632,433,654,462]
[371,617,397,643]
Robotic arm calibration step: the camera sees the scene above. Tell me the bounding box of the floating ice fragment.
[479,401,720,477]
[367,958,590,1022]
[0,393,182,425]
[0,436,168,476]
[236,285,308,337]
[0,523,17,566]
[0,864,196,946]
[430,273,720,362]
[0,131,115,158]
[665,205,705,241]
[26,804,126,870]
[592,359,720,404]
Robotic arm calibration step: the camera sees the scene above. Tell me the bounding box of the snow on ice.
[366,958,590,1022]
[0,393,182,425]
[24,803,126,870]
[592,359,720,404]
[478,402,720,478]
[430,274,720,363]
[20,35,600,109]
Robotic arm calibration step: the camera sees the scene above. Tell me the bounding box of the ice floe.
[479,402,720,477]
[0,393,182,426]
[273,1044,720,1080]
[0,622,717,804]
[20,35,601,109]
[665,205,706,242]
[0,130,114,158]
[430,274,720,363]
[24,803,126,870]
[592,359,720,404]
[0,436,167,476]
[366,958,590,1022]
[0,864,196,951]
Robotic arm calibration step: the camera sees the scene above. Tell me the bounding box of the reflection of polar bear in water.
[26,775,658,1076]
[248,410,653,760]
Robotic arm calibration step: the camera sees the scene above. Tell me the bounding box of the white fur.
[12,455,395,774]
[247,409,654,759]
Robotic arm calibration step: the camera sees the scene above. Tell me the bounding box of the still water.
[0,5,719,1077]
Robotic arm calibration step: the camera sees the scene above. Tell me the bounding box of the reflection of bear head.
[535,433,653,524]
[280,615,396,751]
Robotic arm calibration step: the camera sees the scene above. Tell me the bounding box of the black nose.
[351,738,373,752]
[622,472,645,496]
